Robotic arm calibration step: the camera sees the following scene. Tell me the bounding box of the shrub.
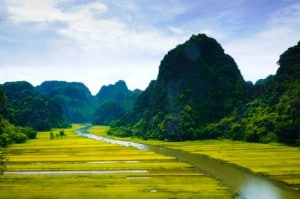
[59,130,66,137]
[50,131,55,140]
[20,127,37,139]
[0,150,7,175]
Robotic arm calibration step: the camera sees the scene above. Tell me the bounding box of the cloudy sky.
[0,0,299,94]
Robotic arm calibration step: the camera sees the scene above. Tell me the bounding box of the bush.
[0,133,11,148]
[12,132,28,144]
[259,132,278,143]
[59,130,66,137]
[108,127,133,138]
[0,150,7,175]
[50,131,55,140]
[20,127,37,139]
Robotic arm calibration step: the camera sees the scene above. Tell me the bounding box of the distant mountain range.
[1,79,141,129]
[1,33,299,145]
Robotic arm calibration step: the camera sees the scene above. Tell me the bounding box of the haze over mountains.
[1,33,299,146]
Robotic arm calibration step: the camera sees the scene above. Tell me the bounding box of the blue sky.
[0,0,299,94]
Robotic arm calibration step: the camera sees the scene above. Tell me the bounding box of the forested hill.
[0,82,66,147]
[37,81,95,123]
[36,80,141,124]
[229,41,300,144]
[1,81,67,131]
[1,80,141,128]
[0,87,37,147]
[110,34,300,145]
[93,80,142,125]
[121,34,247,141]
[96,80,141,111]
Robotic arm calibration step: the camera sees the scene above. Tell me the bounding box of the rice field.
[166,140,300,189]
[89,126,300,190]
[0,124,231,198]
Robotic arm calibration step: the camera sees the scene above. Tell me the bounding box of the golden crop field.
[167,140,300,189]
[89,126,300,190]
[0,124,231,198]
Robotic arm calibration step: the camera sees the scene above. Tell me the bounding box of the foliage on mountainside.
[93,80,141,125]
[1,81,67,131]
[92,101,125,125]
[111,34,246,141]
[209,41,300,145]
[0,88,37,148]
[37,81,95,123]
[109,35,300,145]
[95,80,141,112]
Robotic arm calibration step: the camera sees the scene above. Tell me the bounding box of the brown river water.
[76,129,300,199]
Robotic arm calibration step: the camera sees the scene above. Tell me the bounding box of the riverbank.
[89,126,300,191]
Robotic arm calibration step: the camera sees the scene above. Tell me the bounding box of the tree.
[50,131,55,140]
[59,130,66,137]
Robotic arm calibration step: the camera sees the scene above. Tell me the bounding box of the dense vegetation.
[92,101,125,125]
[96,80,141,111]
[111,34,247,141]
[109,34,300,145]
[1,81,68,131]
[37,81,95,123]
[0,88,37,148]
[36,80,140,125]
[93,80,141,125]
[0,80,140,135]
[210,41,300,145]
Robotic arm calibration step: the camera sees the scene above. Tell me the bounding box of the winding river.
[76,129,300,199]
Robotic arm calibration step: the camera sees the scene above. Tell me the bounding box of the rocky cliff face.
[127,34,246,140]
[155,34,245,121]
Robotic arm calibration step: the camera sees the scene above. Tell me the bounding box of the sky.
[0,0,299,95]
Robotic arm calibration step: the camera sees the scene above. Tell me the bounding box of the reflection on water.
[238,179,280,199]
[77,131,149,150]
[76,130,300,199]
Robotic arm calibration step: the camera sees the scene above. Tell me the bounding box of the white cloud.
[2,0,190,94]
[219,1,300,83]
[5,0,188,54]
[223,26,299,82]
[6,0,65,23]
[1,0,299,93]
[5,0,108,23]
[270,2,300,26]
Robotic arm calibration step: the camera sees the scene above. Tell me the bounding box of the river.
[76,129,300,199]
